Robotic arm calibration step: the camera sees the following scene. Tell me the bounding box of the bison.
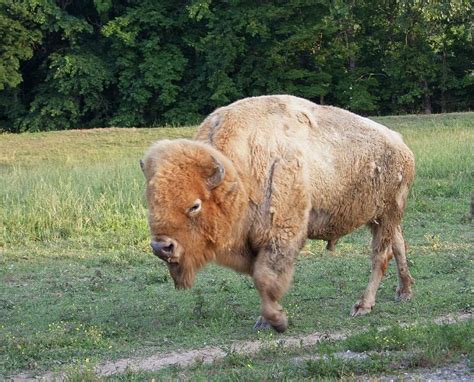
[141,95,415,333]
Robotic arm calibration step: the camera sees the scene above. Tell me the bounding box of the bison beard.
[141,95,415,333]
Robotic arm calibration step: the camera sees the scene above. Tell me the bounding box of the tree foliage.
[0,0,472,132]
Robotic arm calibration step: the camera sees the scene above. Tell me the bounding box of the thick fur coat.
[142,95,415,332]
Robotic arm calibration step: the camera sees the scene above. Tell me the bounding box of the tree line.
[0,0,472,132]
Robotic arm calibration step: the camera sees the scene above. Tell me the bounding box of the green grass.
[294,320,473,380]
[62,321,473,381]
[1,113,473,379]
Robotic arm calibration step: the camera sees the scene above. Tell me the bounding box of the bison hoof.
[350,302,373,317]
[253,316,272,331]
[395,288,412,301]
[253,315,288,333]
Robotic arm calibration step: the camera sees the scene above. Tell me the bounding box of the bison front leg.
[250,156,308,332]
[252,247,295,333]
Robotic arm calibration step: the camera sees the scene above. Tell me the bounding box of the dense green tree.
[374,0,473,114]
[0,0,472,132]
[0,0,113,131]
[102,0,190,126]
[0,0,46,130]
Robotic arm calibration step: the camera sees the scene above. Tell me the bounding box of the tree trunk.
[441,51,447,113]
[423,80,432,114]
[349,56,356,71]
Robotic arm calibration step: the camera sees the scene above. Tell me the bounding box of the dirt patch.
[293,349,370,363]
[94,329,349,377]
[8,311,472,381]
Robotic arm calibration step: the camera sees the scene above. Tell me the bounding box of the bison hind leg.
[350,246,392,316]
[326,238,338,252]
[392,225,414,301]
[351,220,394,317]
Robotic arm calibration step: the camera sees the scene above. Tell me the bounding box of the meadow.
[0,113,473,380]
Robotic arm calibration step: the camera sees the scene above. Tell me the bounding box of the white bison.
[141,95,415,332]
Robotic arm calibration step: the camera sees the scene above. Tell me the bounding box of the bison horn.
[140,159,145,173]
[207,156,225,189]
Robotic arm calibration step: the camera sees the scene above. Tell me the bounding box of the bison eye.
[187,199,202,216]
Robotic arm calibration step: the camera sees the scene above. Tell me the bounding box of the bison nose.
[151,239,175,260]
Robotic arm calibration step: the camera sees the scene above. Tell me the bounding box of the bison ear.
[206,156,225,190]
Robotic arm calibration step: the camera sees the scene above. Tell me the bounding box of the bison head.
[141,140,247,289]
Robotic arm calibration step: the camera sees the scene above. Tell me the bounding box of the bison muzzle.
[141,95,415,333]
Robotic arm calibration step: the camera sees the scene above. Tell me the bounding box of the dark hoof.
[253,315,288,333]
[253,316,272,331]
[395,289,413,301]
[350,301,373,317]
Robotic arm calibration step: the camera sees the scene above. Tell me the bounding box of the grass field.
[1,113,473,380]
